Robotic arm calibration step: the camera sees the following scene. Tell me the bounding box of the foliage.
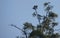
[11,2,60,38]
[22,2,59,38]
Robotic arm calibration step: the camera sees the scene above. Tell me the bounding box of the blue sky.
[0,0,60,38]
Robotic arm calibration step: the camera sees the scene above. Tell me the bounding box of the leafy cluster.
[11,2,60,38]
[22,2,59,38]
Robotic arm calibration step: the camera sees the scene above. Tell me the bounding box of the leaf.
[32,12,36,17]
[37,14,42,19]
[44,2,50,6]
[52,22,58,27]
[23,22,34,30]
[45,6,53,11]
[33,5,38,10]
[49,11,58,18]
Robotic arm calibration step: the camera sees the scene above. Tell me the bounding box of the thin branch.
[10,24,28,38]
[11,24,24,32]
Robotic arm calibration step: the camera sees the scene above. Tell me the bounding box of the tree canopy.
[11,2,60,38]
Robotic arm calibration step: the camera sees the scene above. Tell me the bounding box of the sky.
[0,0,60,38]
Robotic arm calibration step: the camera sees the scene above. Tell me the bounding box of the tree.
[11,2,60,38]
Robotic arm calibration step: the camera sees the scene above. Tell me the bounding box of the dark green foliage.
[44,2,50,6]
[23,22,35,30]
[11,2,60,38]
[21,2,60,38]
[33,5,38,10]
[48,11,58,18]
